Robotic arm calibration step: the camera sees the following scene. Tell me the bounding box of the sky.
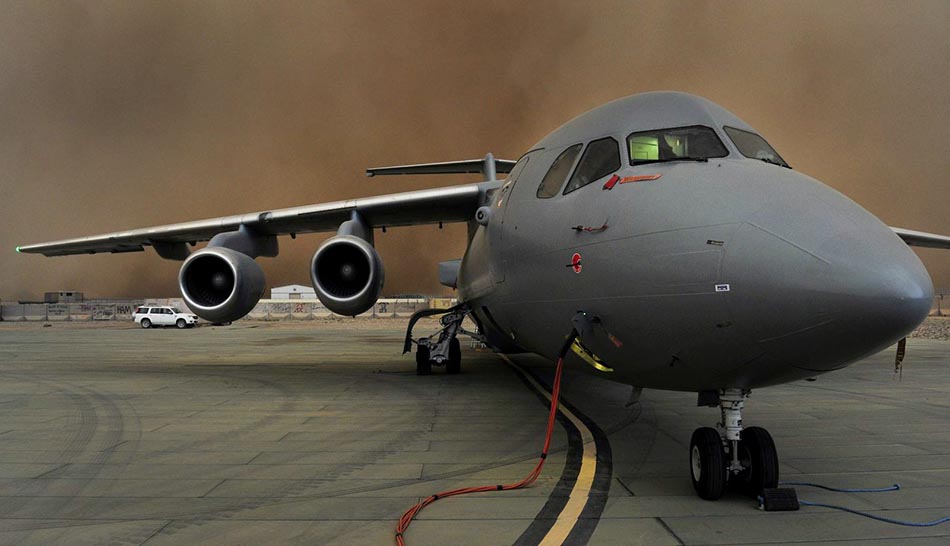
[1,0,948,301]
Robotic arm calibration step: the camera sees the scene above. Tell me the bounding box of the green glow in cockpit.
[629,136,659,161]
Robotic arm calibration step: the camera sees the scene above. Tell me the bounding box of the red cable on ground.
[394,354,568,546]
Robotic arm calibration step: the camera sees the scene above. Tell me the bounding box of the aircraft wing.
[17,181,497,258]
[891,227,950,250]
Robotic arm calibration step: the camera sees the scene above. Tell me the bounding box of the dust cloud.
[1,1,948,301]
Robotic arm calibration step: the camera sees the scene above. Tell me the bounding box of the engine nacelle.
[179,247,265,323]
[310,235,384,316]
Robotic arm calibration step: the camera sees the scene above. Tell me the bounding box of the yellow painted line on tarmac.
[500,354,597,545]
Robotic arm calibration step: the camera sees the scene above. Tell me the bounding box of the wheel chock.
[758,487,800,511]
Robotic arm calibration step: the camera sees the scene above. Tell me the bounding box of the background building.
[270,284,317,300]
[44,291,83,303]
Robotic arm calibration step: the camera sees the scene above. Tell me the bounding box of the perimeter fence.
[0,298,449,322]
[0,301,142,322]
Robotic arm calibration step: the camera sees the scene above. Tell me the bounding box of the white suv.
[133,306,199,329]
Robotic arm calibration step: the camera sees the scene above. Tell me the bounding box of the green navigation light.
[15,246,21,253]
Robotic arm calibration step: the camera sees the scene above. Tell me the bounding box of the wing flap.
[19,182,494,258]
[891,227,950,249]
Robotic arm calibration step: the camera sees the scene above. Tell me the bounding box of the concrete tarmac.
[0,320,948,545]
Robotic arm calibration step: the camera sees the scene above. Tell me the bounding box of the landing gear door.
[488,155,531,283]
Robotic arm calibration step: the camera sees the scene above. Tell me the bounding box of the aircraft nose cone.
[815,225,933,353]
[724,177,933,373]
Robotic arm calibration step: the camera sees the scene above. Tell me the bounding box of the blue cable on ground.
[777,481,950,527]
[780,481,900,493]
[797,500,950,527]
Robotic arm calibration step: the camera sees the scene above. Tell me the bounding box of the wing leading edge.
[18,181,498,258]
[891,227,950,250]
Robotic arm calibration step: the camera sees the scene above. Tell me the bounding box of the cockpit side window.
[536,144,582,199]
[723,126,789,168]
[506,154,530,183]
[627,125,728,165]
[563,137,620,195]
[493,154,530,208]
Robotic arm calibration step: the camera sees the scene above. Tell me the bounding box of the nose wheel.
[733,426,779,496]
[690,427,727,500]
[689,389,779,500]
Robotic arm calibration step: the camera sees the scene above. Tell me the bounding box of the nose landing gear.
[689,389,779,500]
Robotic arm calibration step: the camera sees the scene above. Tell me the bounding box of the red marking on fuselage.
[602,174,621,190]
[620,174,662,184]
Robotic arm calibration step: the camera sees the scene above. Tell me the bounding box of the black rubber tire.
[415,345,432,376]
[446,339,461,375]
[141,318,151,329]
[734,426,779,497]
[176,319,187,329]
[690,427,727,500]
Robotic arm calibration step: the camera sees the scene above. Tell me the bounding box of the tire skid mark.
[0,370,147,545]
[154,368,436,532]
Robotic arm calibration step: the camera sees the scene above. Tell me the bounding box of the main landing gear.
[689,389,779,500]
[403,305,480,376]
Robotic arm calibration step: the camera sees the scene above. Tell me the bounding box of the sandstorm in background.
[1,0,948,301]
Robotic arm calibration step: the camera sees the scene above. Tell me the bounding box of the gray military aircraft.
[18,91,950,500]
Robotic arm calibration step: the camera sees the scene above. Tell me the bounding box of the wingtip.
[15,246,20,253]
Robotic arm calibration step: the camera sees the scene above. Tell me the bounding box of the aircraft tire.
[415,345,432,376]
[141,319,151,329]
[690,427,726,500]
[446,339,461,375]
[734,426,779,497]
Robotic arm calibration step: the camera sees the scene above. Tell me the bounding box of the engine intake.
[179,247,265,322]
[310,235,384,316]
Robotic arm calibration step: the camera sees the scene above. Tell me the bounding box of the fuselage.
[457,92,933,392]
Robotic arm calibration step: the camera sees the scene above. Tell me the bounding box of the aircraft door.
[487,153,535,283]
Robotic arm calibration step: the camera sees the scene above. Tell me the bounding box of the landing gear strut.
[689,389,779,500]
[404,305,480,375]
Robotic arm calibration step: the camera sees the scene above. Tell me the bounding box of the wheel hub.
[690,445,702,481]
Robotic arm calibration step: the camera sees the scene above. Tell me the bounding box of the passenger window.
[537,144,582,199]
[563,137,620,194]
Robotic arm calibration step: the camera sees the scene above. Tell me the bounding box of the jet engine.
[310,235,384,316]
[179,247,266,323]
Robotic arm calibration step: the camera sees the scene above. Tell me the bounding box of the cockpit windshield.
[627,125,728,165]
[723,126,789,168]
